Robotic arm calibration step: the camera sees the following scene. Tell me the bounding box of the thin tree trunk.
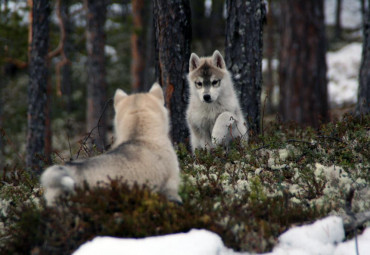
[26,0,50,174]
[356,2,370,115]
[209,0,225,50]
[279,0,329,128]
[61,0,73,113]
[265,0,275,114]
[85,0,107,152]
[190,0,206,42]
[225,0,266,134]
[131,0,151,92]
[0,67,3,172]
[153,0,191,145]
[142,2,155,92]
[44,58,52,165]
[335,0,342,39]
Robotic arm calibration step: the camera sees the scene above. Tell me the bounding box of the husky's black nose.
[203,94,211,102]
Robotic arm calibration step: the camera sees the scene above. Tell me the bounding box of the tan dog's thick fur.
[186,50,248,152]
[41,83,182,205]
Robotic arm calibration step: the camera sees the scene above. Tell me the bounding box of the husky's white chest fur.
[186,50,248,152]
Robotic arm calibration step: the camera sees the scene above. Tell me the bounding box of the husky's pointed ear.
[114,89,127,108]
[189,53,200,72]
[212,50,226,69]
[149,82,164,103]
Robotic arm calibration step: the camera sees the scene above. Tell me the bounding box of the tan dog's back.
[41,83,181,205]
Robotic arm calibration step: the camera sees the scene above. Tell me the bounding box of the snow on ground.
[73,216,370,255]
[327,43,362,106]
[73,229,233,255]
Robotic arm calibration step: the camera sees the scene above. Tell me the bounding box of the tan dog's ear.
[212,50,226,69]
[149,83,164,103]
[114,89,127,108]
[189,53,200,72]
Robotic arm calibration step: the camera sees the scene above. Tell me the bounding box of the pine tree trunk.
[0,67,3,171]
[335,0,342,39]
[61,0,73,113]
[356,3,370,115]
[85,0,107,151]
[131,0,152,92]
[26,0,50,174]
[153,0,191,144]
[225,0,266,134]
[265,0,275,113]
[209,0,225,50]
[279,0,329,128]
[44,59,52,165]
[190,0,206,42]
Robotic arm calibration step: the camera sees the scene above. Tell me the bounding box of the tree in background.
[356,1,370,115]
[225,0,266,134]
[26,0,50,173]
[153,0,192,144]
[279,0,329,128]
[0,66,3,171]
[131,0,154,92]
[85,0,107,152]
[190,0,225,55]
[335,0,342,39]
[60,0,73,113]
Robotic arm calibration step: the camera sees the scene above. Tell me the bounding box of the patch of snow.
[73,216,370,255]
[333,228,370,255]
[274,216,344,255]
[262,59,279,73]
[327,43,362,106]
[73,229,236,255]
[105,45,118,62]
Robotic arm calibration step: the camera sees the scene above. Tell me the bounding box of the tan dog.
[41,83,182,205]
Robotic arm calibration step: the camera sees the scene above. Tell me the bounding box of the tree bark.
[356,2,370,115]
[279,0,329,128]
[225,0,266,134]
[265,0,276,114]
[26,0,50,174]
[0,67,3,171]
[190,0,206,41]
[61,0,73,113]
[209,0,225,50]
[85,0,107,151]
[131,0,152,92]
[153,0,192,145]
[335,0,342,39]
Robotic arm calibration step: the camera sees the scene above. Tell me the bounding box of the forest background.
[0,0,369,172]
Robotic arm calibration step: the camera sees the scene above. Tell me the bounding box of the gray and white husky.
[41,83,182,205]
[186,50,248,152]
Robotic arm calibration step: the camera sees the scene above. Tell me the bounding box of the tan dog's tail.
[41,165,75,190]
